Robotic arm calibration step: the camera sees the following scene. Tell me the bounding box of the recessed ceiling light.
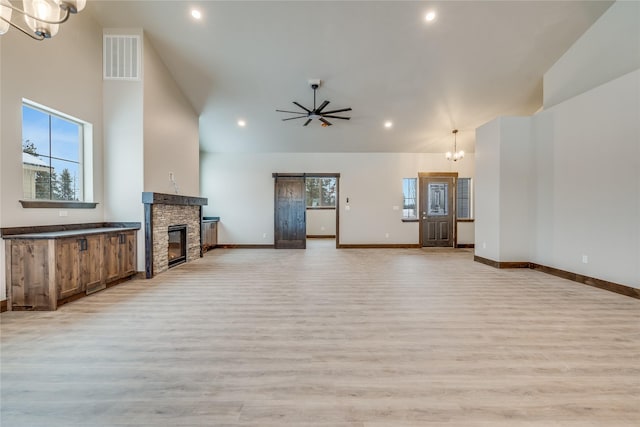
[384,121,393,129]
[237,119,246,127]
[425,11,436,22]
[191,9,202,20]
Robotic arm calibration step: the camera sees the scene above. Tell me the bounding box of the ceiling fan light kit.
[276,79,352,127]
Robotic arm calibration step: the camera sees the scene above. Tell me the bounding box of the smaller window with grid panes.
[456,178,473,219]
[306,177,336,208]
[402,178,417,219]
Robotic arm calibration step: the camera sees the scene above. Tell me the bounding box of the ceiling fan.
[276,80,352,127]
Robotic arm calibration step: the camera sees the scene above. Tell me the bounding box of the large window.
[22,102,85,201]
[402,178,417,219]
[457,177,473,219]
[306,177,336,208]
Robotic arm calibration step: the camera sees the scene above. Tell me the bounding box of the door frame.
[418,172,458,247]
[304,173,341,248]
[273,173,340,249]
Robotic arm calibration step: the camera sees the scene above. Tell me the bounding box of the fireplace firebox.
[168,224,187,268]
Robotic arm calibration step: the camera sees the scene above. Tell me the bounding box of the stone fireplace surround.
[142,192,208,278]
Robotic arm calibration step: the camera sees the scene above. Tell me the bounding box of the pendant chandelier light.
[0,0,85,40]
[445,129,464,162]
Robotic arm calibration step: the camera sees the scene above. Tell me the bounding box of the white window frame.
[305,177,337,209]
[21,99,93,205]
[402,177,418,220]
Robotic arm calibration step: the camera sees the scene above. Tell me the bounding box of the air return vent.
[103,35,141,80]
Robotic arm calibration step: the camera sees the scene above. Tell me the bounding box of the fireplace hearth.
[168,224,187,268]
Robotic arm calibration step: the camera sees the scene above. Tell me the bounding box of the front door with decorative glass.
[419,173,457,247]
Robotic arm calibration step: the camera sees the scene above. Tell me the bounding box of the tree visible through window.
[402,178,417,219]
[22,103,84,201]
[306,177,336,208]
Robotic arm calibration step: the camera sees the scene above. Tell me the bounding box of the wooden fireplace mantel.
[142,192,208,206]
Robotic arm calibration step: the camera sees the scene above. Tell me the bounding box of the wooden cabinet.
[201,220,218,252]
[4,227,138,311]
[105,231,136,282]
[82,235,105,294]
[120,231,136,277]
[104,233,121,283]
[56,238,82,300]
[55,235,105,299]
[7,240,54,310]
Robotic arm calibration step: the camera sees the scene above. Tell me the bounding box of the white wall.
[476,70,639,287]
[474,119,501,261]
[538,0,639,287]
[475,0,640,288]
[200,152,475,245]
[143,35,199,196]
[104,30,201,272]
[1,14,104,226]
[306,209,336,236]
[533,69,639,287]
[457,222,474,246]
[103,29,145,272]
[475,116,533,262]
[1,14,104,300]
[543,1,639,108]
[498,117,534,262]
[103,80,144,223]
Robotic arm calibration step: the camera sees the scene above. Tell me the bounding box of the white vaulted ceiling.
[87,1,613,153]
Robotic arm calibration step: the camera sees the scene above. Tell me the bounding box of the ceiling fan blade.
[321,107,352,114]
[303,118,312,126]
[276,109,308,114]
[321,115,350,120]
[319,118,333,126]
[293,102,311,113]
[282,116,307,121]
[315,100,330,113]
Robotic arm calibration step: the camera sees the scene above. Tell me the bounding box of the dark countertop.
[3,226,140,240]
[202,216,220,222]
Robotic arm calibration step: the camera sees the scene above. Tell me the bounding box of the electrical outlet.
[59,210,68,217]
[392,205,399,211]
[262,233,267,239]
[582,255,588,264]
[385,233,389,238]
[482,242,487,249]
[320,226,325,231]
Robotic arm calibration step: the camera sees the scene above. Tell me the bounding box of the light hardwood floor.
[1,240,639,426]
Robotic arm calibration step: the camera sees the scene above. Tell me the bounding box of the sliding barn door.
[274,175,306,249]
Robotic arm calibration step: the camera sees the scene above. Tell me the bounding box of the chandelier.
[0,0,85,40]
[445,129,464,162]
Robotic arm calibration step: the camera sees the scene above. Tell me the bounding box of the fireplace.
[168,224,187,268]
[142,192,208,278]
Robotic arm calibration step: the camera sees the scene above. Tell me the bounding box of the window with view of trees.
[306,177,336,208]
[403,178,417,219]
[22,103,84,201]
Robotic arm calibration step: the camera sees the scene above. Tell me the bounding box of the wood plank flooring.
[2,239,639,426]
